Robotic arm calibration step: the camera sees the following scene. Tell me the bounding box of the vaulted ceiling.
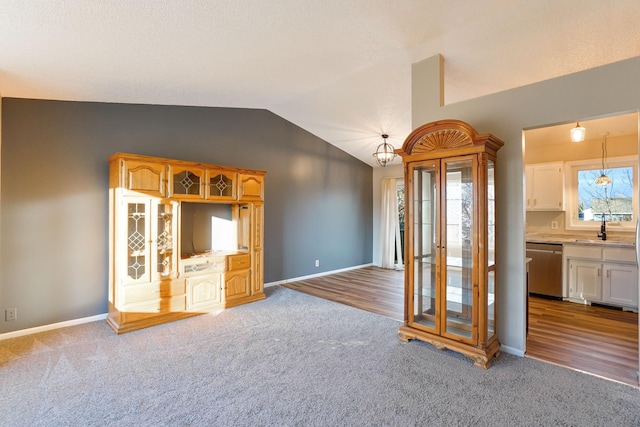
[2,1,640,166]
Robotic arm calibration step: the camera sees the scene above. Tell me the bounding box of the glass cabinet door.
[410,162,439,332]
[171,166,205,198]
[487,160,496,340]
[206,170,236,200]
[123,198,178,284]
[153,200,178,281]
[442,157,477,344]
[125,199,151,284]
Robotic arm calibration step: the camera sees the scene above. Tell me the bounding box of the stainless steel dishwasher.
[526,242,563,298]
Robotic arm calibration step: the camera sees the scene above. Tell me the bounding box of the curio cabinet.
[397,120,503,368]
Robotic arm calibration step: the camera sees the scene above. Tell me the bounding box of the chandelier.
[373,134,397,167]
[594,133,611,186]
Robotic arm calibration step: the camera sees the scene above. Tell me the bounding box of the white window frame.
[565,155,637,232]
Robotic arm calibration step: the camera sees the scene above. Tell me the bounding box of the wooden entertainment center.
[107,153,265,334]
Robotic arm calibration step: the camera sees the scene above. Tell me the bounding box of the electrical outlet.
[551,221,558,230]
[315,260,320,267]
[5,308,17,321]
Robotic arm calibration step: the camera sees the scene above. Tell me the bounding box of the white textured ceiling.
[1,1,640,166]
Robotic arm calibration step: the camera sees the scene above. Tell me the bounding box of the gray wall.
[0,98,373,333]
[410,55,640,355]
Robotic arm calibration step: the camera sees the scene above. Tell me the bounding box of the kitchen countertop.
[526,232,635,248]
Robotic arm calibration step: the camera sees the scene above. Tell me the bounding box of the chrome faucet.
[597,215,607,240]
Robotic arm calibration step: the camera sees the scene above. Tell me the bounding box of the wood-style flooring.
[526,295,638,386]
[282,266,404,321]
[282,266,639,387]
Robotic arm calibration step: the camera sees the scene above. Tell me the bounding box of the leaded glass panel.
[173,170,201,195]
[209,173,234,198]
[156,202,174,278]
[127,203,146,280]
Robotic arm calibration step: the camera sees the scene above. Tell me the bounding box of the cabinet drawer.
[603,248,636,263]
[181,256,226,277]
[563,245,602,259]
[227,253,250,271]
[121,280,185,305]
[120,294,186,323]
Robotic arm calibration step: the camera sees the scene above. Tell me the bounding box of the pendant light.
[373,134,397,167]
[570,122,586,142]
[594,133,612,186]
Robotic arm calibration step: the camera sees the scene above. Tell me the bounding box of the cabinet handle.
[606,269,610,278]
[597,268,601,277]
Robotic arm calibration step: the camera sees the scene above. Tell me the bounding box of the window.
[566,156,637,230]
[396,181,405,264]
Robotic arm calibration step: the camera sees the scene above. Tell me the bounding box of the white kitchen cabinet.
[564,244,638,310]
[568,259,602,301]
[602,263,638,307]
[526,162,564,211]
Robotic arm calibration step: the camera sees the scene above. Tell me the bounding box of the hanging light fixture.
[594,133,612,186]
[373,134,397,167]
[570,122,586,142]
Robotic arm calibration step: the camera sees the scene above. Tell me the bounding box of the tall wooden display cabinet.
[397,120,504,368]
[107,153,265,334]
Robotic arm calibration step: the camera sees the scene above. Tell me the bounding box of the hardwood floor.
[283,266,639,386]
[526,295,638,386]
[282,266,404,321]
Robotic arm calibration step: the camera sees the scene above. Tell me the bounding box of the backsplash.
[526,211,565,233]
[526,210,634,240]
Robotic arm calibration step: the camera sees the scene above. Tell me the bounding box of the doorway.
[523,112,639,386]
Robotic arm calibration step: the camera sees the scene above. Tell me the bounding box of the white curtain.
[380,178,404,270]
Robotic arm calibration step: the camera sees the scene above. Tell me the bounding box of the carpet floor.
[1,285,639,426]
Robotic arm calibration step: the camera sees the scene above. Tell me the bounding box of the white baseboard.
[500,344,524,357]
[0,313,108,341]
[265,263,375,287]
[2,264,376,340]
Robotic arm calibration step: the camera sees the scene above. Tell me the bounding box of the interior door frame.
[522,111,640,387]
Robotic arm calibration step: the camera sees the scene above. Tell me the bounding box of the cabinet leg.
[398,331,410,342]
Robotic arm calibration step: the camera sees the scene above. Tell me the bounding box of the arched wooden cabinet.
[396,120,504,368]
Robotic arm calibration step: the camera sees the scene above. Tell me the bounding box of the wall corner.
[411,54,444,128]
